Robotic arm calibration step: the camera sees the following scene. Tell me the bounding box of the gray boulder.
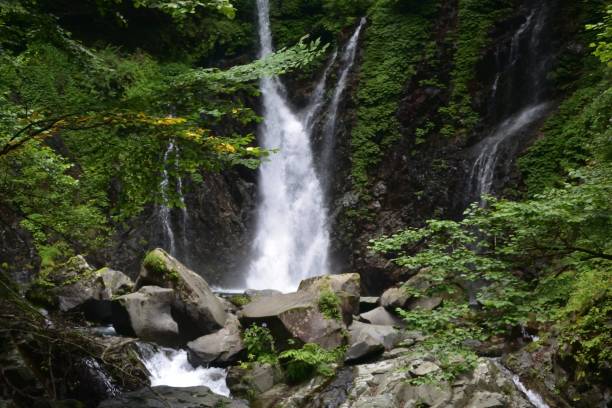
[187,317,244,366]
[137,248,227,336]
[345,321,401,363]
[298,273,361,322]
[379,286,409,310]
[97,386,247,408]
[359,306,406,327]
[240,273,361,349]
[111,286,180,346]
[380,270,443,312]
[227,362,282,398]
[240,290,345,349]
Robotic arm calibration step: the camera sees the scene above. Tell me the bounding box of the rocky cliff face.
[324,0,590,294]
[99,170,256,287]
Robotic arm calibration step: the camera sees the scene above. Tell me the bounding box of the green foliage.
[268,0,367,49]
[228,294,251,307]
[397,303,482,384]
[242,324,345,383]
[519,70,610,195]
[278,343,343,383]
[438,0,512,139]
[586,4,612,67]
[143,251,179,283]
[242,323,276,364]
[318,288,342,320]
[350,0,438,190]
[0,1,326,261]
[133,0,236,20]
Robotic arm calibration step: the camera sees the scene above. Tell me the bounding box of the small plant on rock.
[318,288,342,321]
[242,323,276,364]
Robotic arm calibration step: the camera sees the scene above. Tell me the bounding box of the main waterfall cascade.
[469,4,551,204]
[246,0,365,292]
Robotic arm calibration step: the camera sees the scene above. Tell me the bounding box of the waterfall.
[319,18,366,185]
[302,49,338,130]
[469,4,551,204]
[158,140,189,261]
[246,0,331,292]
[159,141,177,255]
[469,102,549,204]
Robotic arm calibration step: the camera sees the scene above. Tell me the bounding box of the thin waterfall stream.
[158,139,190,262]
[468,4,551,204]
[247,0,364,291]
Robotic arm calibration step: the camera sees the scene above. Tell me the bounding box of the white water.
[470,103,549,203]
[303,49,338,130]
[494,360,550,408]
[158,139,189,261]
[159,141,177,255]
[319,17,366,177]
[247,0,333,292]
[470,5,550,205]
[511,374,550,408]
[142,348,230,396]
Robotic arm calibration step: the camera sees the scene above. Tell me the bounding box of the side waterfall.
[247,0,364,291]
[319,17,365,183]
[469,4,551,204]
[158,140,189,261]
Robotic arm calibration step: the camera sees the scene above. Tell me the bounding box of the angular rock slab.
[111,286,180,346]
[345,321,401,363]
[359,306,406,327]
[240,290,345,349]
[298,273,361,323]
[187,317,244,366]
[97,385,247,408]
[136,248,227,336]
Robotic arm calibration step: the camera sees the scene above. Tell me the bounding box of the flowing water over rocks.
[140,347,230,395]
[468,3,552,204]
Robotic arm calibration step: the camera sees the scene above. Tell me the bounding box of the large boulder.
[136,249,227,337]
[111,286,180,346]
[187,317,245,366]
[97,386,247,408]
[359,306,406,327]
[27,256,133,322]
[240,290,345,349]
[380,270,442,312]
[345,321,402,363]
[239,274,360,349]
[298,273,360,323]
[227,362,283,399]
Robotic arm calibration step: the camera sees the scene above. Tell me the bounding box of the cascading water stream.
[469,102,549,204]
[159,141,177,255]
[469,4,551,204]
[247,1,366,291]
[247,0,330,291]
[158,139,190,261]
[319,17,366,185]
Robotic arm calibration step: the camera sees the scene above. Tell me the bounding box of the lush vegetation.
[371,27,612,387]
[350,0,439,191]
[242,323,344,384]
[0,0,325,268]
